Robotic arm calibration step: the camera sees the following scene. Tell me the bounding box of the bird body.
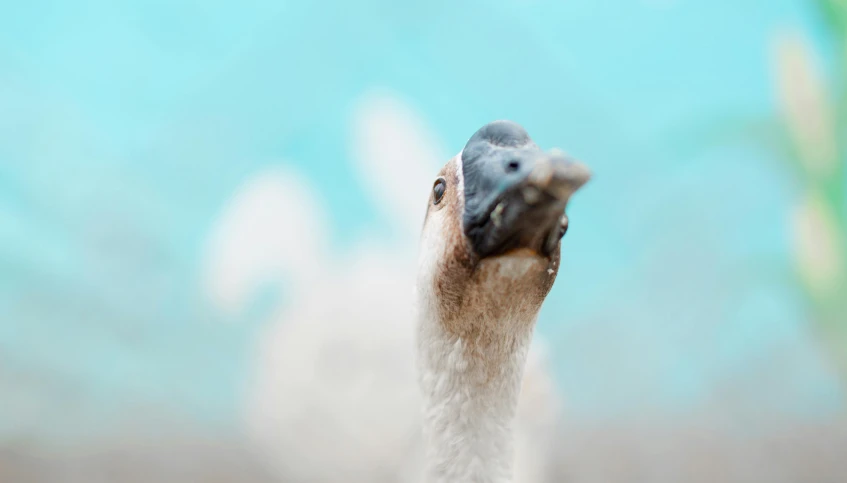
[242,242,561,483]
[415,123,589,481]
[204,108,586,482]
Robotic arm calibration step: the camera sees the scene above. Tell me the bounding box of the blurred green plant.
[772,2,847,379]
[678,3,847,381]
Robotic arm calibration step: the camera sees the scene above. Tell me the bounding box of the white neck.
[416,306,535,483]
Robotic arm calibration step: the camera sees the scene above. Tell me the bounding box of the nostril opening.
[506,160,520,172]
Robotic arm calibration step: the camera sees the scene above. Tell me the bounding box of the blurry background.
[2,0,846,481]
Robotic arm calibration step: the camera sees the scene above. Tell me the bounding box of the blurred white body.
[241,243,560,483]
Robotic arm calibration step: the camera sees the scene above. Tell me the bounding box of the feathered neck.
[416,291,537,483]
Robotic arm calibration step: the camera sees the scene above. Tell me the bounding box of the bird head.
[417,120,591,332]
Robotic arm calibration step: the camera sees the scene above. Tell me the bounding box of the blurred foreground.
[2,421,847,482]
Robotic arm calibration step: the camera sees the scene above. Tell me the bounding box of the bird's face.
[417,121,590,335]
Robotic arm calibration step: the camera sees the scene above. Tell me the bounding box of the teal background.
[1,1,846,477]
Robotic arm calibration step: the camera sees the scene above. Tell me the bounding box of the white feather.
[201,167,328,314]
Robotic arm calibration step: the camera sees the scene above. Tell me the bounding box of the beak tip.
[566,162,592,190]
[529,155,591,199]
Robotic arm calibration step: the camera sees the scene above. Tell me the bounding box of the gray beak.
[461,121,591,258]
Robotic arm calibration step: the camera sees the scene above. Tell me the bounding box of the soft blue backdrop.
[1,0,842,444]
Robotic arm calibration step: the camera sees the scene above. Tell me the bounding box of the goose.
[416,120,590,482]
[203,98,587,482]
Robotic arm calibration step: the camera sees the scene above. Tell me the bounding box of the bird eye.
[559,216,569,238]
[432,178,446,205]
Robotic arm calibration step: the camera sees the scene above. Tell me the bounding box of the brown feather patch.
[421,157,562,380]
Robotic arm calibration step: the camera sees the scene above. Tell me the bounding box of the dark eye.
[432,178,446,205]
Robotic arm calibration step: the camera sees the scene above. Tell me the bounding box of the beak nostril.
[506,160,520,172]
